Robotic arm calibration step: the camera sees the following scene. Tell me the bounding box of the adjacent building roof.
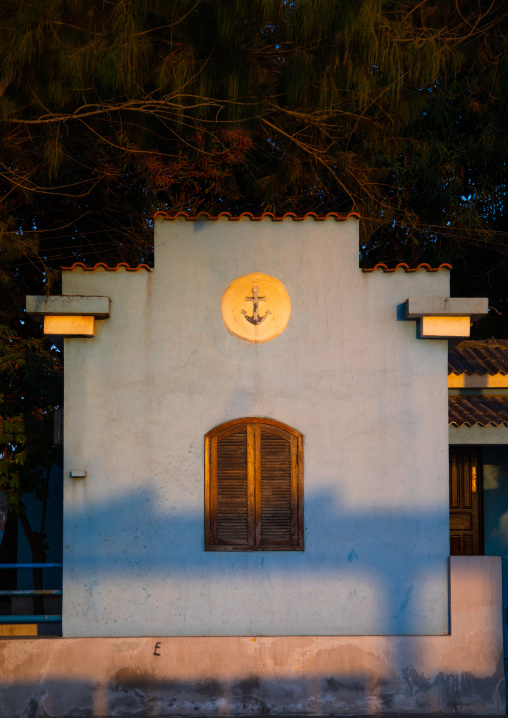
[448,339,508,376]
[448,340,508,427]
[449,395,508,427]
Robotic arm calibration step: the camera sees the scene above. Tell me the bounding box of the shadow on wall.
[63,487,448,635]
[21,487,499,716]
[0,660,505,718]
[7,475,502,713]
[64,487,447,577]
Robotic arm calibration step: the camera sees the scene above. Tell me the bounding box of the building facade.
[1,214,504,716]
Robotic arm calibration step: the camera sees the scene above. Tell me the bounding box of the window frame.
[204,417,304,551]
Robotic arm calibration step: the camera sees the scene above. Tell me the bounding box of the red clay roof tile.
[62,262,152,272]
[449,339,508,376]
[153,211,360,221]
[449,395,508,427]
[362,262,452,273]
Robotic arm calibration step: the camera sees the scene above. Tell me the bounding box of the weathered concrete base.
[0,558,504,716]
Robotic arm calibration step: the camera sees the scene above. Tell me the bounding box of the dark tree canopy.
[0,0,507,553]
[0,1,506,282]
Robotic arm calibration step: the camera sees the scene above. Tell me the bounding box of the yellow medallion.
[221,272,291,343]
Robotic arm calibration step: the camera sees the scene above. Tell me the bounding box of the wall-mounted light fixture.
[405,297,488,339]
[26,295,110,338]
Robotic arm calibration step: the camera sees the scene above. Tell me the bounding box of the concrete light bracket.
[404,297,489,339]
[26,295,110,338]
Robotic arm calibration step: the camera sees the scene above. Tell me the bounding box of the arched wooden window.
[205,418,303,551]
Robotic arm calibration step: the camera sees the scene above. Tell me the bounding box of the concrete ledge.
[405,297,488,321]
[26,295,110,318]
[450,424,508,444]
[0,557,504,716]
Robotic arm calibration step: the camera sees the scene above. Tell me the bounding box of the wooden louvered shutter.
[259,428,295,545]
[205,418,303,551]
[208,426,252,546]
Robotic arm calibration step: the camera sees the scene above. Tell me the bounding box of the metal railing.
[0,563,62,623]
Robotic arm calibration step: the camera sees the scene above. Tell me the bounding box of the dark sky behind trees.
[0,0,507,553]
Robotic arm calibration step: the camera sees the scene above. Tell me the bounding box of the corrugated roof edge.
[363,262,452,273]
[153,210,361,221]
[449,370,508,376]
[449,420,508,427]
[62,262,152,272]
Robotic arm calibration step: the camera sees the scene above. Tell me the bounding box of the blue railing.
[0,563,62,623]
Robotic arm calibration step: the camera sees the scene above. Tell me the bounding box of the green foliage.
[0,325,62,514]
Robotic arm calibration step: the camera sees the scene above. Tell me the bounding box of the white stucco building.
[1,213,504,716]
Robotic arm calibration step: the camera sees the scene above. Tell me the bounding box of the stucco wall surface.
[0,558,504,716]
[62,217,451,637]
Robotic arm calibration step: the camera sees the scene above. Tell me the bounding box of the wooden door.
[449,447,483,555]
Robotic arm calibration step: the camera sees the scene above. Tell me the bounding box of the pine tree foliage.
[0,0,505,274]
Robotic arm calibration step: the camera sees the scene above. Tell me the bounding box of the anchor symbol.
[242,286,271,326]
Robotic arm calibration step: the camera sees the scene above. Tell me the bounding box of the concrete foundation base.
[0,558,504,716]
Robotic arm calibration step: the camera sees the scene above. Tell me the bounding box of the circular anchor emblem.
[221,272,291,343]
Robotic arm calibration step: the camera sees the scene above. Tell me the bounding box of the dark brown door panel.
[449,447,483,555]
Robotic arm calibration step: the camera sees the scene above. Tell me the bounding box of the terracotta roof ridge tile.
[153,210,361,222]
[363,262,453,273]
[62,262,152,272]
